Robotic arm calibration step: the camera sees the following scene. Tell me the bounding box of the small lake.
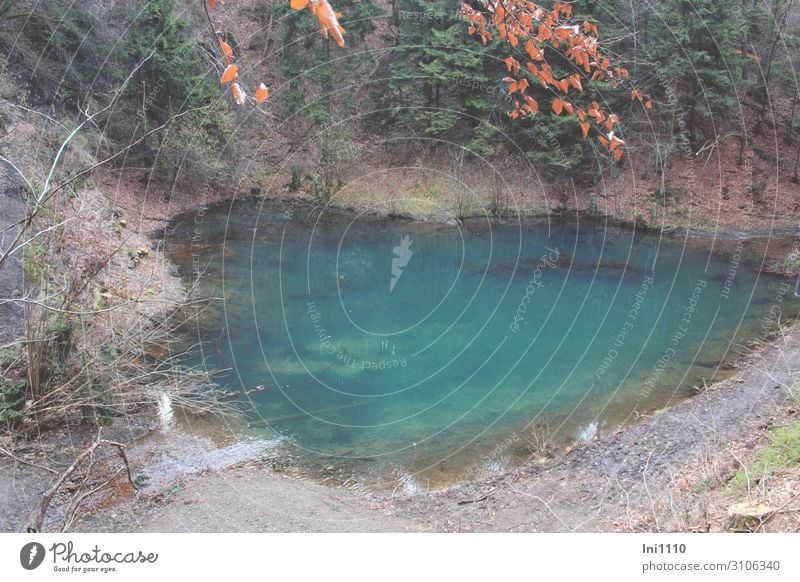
[166,199,800,490]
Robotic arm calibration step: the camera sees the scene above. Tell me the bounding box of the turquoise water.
[167,200,799,489]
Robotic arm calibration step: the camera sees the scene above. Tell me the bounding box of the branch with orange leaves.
[462,0,652,160]
[292,0,347,48]
[205,0,269,106]
[205,1,345,107]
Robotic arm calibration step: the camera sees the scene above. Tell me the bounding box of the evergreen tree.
[380,0,504,154]
[110,0,233,190]
[264,0,383,125]
[117,0,219,129]
[647,0,745,146]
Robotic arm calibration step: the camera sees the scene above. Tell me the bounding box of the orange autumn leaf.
[255,83,269,105]
[608,132,625,151]
[613,148,624,161]
[291,0,310,9]
[461,0,634,150]
[231,82,246,106]
[605,114,620,131]
[645,100,654,110]
[219,38,234,66]
[504,56,520,74]
[220,64,238,84]
[525,39,544,61]
[310,0,346,47]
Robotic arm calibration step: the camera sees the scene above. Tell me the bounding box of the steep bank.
[0,161,26,347]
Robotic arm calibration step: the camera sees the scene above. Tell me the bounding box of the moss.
[784,249,800,271]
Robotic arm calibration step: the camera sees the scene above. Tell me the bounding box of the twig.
[60,467,124,533]
[642,450,661,532]
[457,487,497,505]
[0,445,59,475]
[25,439,137,533]
[0,52,155,273]
[754,491,800,533]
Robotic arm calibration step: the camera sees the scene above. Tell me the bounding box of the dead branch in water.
[25,439,137,533]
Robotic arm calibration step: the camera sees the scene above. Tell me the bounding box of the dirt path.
[113,470,427,533]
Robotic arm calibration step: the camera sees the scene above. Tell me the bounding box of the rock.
[137,246,150,257]
[725,501,774,531]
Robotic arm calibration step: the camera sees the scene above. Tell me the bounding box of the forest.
[1,0,800,538]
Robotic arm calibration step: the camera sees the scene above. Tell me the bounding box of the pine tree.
[379,1,507,154]
[648,0,745,147]
[111,0,233,191]
[118,0,218,129]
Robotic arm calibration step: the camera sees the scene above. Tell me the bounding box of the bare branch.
[0,445,59,475]
[25,439,136,533]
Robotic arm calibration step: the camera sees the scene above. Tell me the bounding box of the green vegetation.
[0,348,26,427]
[109,0,234,192]
[732,418,800,489]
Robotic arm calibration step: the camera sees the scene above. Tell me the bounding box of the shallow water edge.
[154,196,800,493]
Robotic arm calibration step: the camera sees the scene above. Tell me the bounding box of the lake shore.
[3,186,799,533]
[76,195,800,531]
[65,310,800,533]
